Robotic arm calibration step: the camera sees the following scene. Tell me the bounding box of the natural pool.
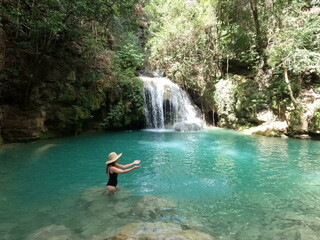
[0,128,320,239]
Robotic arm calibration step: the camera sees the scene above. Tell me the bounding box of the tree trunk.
[284,69,298,107]
[249,0,263,56]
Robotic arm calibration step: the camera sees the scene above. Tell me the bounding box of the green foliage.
[1,0,145,135]
[215,0,258,64]
[265,6,320,112]
[289,106,304,127]
[267,9,320,75]
[268,75,289,100]
[101,32,145,130]
[146,0,220,94]
[2,0,319,137]
[115,33,145,70]
[234,75,267,115]
[102,101,126,128]
[313,110,320,133]
[101,74,144,129]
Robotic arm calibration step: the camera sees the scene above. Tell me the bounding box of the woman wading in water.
[106,152,141,193]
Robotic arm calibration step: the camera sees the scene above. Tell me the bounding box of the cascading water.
[141,74,204,131]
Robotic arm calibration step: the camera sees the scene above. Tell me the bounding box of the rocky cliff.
[212,75,320,140]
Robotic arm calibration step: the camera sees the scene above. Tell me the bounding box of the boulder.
[274,225,319,240]
[80,187,132,215]
[173,121,203,131]
[105,222,214,240]
[25,225,82,240]
[288,89,320,136]
[242,121,288,137]
[255,110,277,124]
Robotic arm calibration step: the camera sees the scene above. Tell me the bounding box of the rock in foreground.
[26,225,82,240]
[106,222,214,240]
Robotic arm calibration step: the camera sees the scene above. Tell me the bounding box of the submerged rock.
[81,187,107,203]
[274,225,319,240]
[134,195,176,218]
[105,222,215,240]
[74,187,137,238]
[26,225,82,240]
[80,187,133,215]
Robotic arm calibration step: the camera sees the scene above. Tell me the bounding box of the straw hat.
[106,152,122,164]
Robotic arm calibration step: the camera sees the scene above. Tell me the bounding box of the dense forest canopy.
[0,0,145,139]
[0,0,320,142]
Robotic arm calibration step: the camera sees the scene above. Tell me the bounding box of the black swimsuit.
[106,165,118,187]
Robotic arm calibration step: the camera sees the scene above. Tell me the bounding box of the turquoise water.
[1,129,320,239]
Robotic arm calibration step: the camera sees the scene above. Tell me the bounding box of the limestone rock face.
[0,105,46,142]
[255,110,277,124]
[242,121,288,137]
[287,89,320,137]
[26,225,82,240]
[106,222,214,240]
[0,25,5,70]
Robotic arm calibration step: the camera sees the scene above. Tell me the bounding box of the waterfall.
[141,75,204,131]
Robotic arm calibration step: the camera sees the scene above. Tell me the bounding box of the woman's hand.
[133,165,141,169]
[133,160,141,165]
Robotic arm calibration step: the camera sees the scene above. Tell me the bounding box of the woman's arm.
[115,160,141,169]
[110,165,141,174]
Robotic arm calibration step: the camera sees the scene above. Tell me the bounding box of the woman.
[106,152,141,192]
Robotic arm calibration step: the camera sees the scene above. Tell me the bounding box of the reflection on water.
[0,129,320,239]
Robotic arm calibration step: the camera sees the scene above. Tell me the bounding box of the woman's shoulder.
[109,165,119,172]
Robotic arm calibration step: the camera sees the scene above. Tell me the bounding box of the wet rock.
[81,187,107,203]
[278,212,320,231]
[274,226,319,240]
[78,187,137,238]
[293,134,312,140]
[106,222,215,240]
[25,225,82,240]
[138,70,164,78]
[134,195,176,218]
[81,187,132,213]
[173,121,203,131]
[242,121,288,137]
[0,105,46,142]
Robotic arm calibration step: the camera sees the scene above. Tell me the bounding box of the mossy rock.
[309,110,320,134]
[124,116,132,126]
[39,131,64,140]
[112,122,123,128]
[288,108,303,131]
[26,225,82,240]
[105,222,215,240]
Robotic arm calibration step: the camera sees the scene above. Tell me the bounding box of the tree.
[267,5,320,107]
